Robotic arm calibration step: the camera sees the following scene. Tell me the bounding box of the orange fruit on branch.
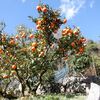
[41,40,46,45]
[50,22,55,28]
[36,5,42,11]
[62,32,67,36]
[42,7,47,13]
[0,48,3,54]
[79,47,84,53]
[9,39,15,45]
[29,34,34,39]
[15,35,19,39]
[21,33,26,38]
[73,30,79,36]
[3,75,10,79]
[31,46,36,52]
[37,20,42,25]
[32,42,38,47]
[63,19,67,24]
[62,28,70,36]
[62,29,66,33]
[36,25,41,30]
[67,29,73,35]
[71,42,75,47]
[11,65,17,70]
[80,38,86,43]
[39,51,44,57]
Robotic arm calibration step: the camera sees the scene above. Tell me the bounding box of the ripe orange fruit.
[62,32,67,36]
[37,20,42,25]
[29,34,34,39]
[32,42,38,47]
[68,29,73,35]
[63,19,67,24]
[11,65,17,70]
[50,22,55,28]
[80,38,86,43]
[36,25,41,30]
[62,29,66,33]
[65,28,70,33]
[0,48,3,54]
[79,47,84,53]
[41,41,46,45]
[31,46,36,52]
[42,7,47,13]
[71,42,75,47]
[62,28,69,36]
[39,51,44,57]
[77,40,81,44]
[9,40,15,45]
[15,35,19,39]
[21,32,26,38]
[73,30,79,36]
[36,5,42,11]
[3,75,10,79]
[2,38,6,42]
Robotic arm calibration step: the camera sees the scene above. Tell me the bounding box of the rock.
[50,83,61,93]
[86,87,90,95]
[81,76,100,85]
[86,82,100,100]
[60,86,64,93]
[36,84,45,95]
[5,79,22,97]
[61,76,87,94]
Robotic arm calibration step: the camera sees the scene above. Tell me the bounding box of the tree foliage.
[0,3,86,96]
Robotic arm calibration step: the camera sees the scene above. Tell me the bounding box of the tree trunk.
[26,79,32,94]
[34,70,47,94]
[21,83,26,96]
[15,68,25,96]
[3,80,11,95]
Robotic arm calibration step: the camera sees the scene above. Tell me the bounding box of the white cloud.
[60,0,86,20]
[90,0,94,8]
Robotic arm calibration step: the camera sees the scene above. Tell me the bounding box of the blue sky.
[0,0,100,41]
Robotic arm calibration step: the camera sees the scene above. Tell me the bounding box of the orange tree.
[0,3,86,96]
